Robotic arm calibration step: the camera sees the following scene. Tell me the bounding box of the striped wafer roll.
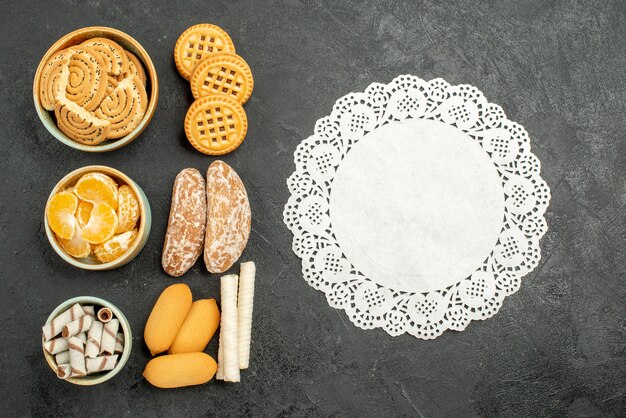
[54,98,111,145]
[66,46,107,111]
[42,303,84,341]
[85,321,104,358]
[86,355,119,374]
[62,315,93,338]
[100,318,119,355]
[97,307,113,323]
[94,75,148,139]
[220,274,240,382]
[238,261,256,369]
[44,337,69,355]
[39,48,71,110]
[56,363,72,379]
[68,336,86,377]
[77,332,87,344]
[82,305,96,320]
[216,328,224,380]
[55,351,70,365]
[81,38,128,76]
[114,332,124,354]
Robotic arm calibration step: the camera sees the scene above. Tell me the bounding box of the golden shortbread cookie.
[66,46,108,111]
[174,24,235,80]
[81,37,128,76]
[190,52,253,103]
[94,76,148,139]
[184,95,248,155]
[54,98,110,145]
[39,48,71,110]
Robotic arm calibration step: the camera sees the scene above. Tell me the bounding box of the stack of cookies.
[38,37,149,145]
[174,24,254,156]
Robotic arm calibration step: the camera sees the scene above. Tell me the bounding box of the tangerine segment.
[116,185,140,234]
[184,95,248,156]
[76,201,94,229]
[81,203,118,244]
[174,24,235,80]
[47,191,79,239]
[57,219,92,258]
[94,229,138,263]
[190,52,254,103]
[74,173,119,210]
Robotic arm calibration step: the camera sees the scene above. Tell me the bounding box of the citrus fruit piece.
[46,191,79,239]
[116,185,140,234]
[74,173,119,210]
[81,203,118,244]
[75,201,94,229]
[94,229,138,263]
[57,219,92,258]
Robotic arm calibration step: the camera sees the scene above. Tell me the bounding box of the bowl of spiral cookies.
[33,26,158,152]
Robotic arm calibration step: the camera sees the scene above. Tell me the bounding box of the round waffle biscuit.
[174,24,235,80]
[190,52,253,103]
[184,95,248,155]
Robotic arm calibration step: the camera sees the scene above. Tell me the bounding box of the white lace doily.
[283,75,550,339]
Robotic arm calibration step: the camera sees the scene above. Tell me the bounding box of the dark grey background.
[1,0,624,416]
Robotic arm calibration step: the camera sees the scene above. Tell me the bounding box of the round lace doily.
[283,75,550,339]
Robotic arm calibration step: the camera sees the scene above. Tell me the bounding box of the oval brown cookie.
[162,168,207,277]
[204,161,251,273]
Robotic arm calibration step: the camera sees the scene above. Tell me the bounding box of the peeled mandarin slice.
[94,229,138,263]
[75,201,94,229]
[81,203,118,244]
[57,219,92,258]
[46,191,79,239]
[74,173,119,210]
[116,185,140,234]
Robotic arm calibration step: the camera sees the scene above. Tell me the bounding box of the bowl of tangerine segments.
[45,166,151,270]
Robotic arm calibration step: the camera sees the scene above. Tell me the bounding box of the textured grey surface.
[1,0,625,416]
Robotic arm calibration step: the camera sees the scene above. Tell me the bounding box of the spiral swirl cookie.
[124,51,147,86]
[174,24,235,80]
[54,98,111,145]
[66,46,108,111]
[39,49,72,111]
[184,95,248,155]
[81,38,128,76]
[94,76,148,139]
[190,52,253,103]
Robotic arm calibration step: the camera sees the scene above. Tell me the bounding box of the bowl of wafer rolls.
[33,26,158,152]
[42,296,132,385]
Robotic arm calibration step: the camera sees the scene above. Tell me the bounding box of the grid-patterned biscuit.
[81,37,128,76]
[66,46,108,111]
[174,24,235,80]
[184,95,247,155]
[190,52,253,103]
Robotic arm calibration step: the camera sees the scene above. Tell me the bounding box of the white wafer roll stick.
[221,274,240,382]
[55,351,70,365]
[62,315,93,338]
[85,321,104,358]
[216,330,224,380]
[114,332,124,354]
[42,303,84,341]
[86,355,119,374]
[82,305,96,320]
[238,261,256,369]
[97,307,113,323]
[100,319,119,355]
[68,336,86,377]
[56,363,72,379]
[77,332,87,344]
[44,337,69,354]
